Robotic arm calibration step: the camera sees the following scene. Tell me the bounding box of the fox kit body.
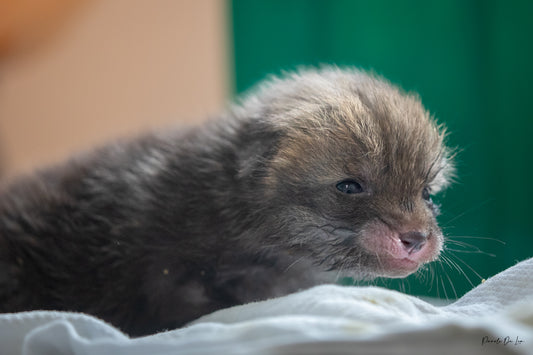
[0,68,453,336]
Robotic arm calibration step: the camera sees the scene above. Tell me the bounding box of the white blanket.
[1,258,532,355]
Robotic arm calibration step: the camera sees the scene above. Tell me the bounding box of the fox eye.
[422,187,431,201]
[336,180,363,194]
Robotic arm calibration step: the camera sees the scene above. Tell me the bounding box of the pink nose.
[399,231,428,254]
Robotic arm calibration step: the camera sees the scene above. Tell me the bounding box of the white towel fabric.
[1,258,532,355]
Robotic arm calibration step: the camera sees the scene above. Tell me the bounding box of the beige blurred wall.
[0,0,230,178]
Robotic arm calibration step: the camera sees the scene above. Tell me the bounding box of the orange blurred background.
[0,0,229,178]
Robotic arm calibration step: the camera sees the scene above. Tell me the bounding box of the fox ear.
[428,151,456,194]
[235,121,282,182]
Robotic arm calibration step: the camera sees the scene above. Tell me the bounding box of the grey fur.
[0,67,454,336]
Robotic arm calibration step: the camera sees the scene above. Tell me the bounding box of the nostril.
[399,231,428,254]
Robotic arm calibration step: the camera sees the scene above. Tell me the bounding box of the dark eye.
[422,187,431,201]
[336,180,363,194]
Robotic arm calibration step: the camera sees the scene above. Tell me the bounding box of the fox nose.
[399,231,428,254]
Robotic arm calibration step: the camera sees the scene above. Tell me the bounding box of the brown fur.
[0,67,454,336]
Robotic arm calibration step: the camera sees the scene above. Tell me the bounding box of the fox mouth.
[288,221,441,279]
[373,256,422,277]
[358,222,442,278]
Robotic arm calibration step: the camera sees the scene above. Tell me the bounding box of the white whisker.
[441,199,494,226]
[283,256,305,273]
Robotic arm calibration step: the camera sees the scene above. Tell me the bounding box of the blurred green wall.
[230,0,533,298]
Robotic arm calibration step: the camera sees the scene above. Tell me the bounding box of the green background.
[230,0,533,298]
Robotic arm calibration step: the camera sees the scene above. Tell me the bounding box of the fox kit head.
[234,68,454,279]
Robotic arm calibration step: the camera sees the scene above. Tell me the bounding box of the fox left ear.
[235,120,282,182]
